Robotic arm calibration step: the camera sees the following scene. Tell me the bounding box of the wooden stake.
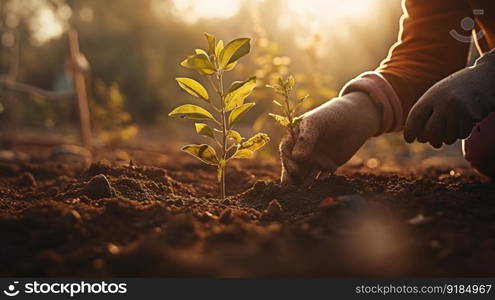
[68,30,92,149]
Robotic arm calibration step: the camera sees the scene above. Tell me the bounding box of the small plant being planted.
[169,33,270,200]
[267,75,309,139]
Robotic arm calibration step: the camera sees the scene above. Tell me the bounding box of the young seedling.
[267,75,309,139]
[269,75,320,188]
[169,33,270,201]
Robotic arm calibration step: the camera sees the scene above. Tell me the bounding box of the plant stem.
[284,92,296,140]
[218,71,227,201]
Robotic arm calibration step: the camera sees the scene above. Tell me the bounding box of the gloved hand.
[280,92,380,186]
[404,51,495,148]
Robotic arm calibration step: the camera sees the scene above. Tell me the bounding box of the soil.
[0,144,494,277]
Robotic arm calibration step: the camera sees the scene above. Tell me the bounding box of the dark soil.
[0,145,494,277]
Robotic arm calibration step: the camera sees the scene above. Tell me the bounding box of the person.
[280,0,495,186]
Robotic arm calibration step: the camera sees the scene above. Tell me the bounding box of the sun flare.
[288,0,374,21]
[171,0,241,23]
[171,0,375,26]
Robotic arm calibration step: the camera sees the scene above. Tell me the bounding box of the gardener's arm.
[280,0,472,185]
[344,0,477,138]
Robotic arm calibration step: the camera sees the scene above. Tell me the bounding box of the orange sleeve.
[378,0,472,123]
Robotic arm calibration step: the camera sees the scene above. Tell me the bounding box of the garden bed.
[0,145,494,277]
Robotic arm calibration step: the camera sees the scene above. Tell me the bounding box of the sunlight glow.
[170,0,375,28]
[287,0,375,26]
[32,8,64,43]
[172,0,241,23]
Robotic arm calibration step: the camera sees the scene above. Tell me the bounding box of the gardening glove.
[280,92,381,186]
[404,50,495,148]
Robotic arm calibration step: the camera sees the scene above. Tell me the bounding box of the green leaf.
[268,113,290,127]
[219,38,250,68]
[216,166,223,182]
[215,40,224,58]
[298,94,309,105]
[227,130,242,144]
[240,133,270,152]
[169,104,216,121]
[204,32,216,55]
[180,53,216,75]
[195,48,208,56]
[225,76,257,111]
[228,102,255,128]
[266,84,285,95]
[181,144,219,166]
[176,78,209,102]
[297,97,309,106]
[232,149,254,159]
[286,75,295,90]
[195,123,215,139]
[224,61,237,71]
[272,100,283,107]
[216,159,225,182]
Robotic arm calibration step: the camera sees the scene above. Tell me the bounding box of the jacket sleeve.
[340,0,472,134]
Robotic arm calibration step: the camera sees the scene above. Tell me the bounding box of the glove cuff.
[339,72,403,136]
[475,48,495,67]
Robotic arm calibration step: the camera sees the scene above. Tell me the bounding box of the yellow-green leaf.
[219,38,250,68]
[195,123,215,139]
[240,133,270,152]
[227,130,242,144]
[224,61,237,71]
[232,148,254,159]
[216,159,226,181]
[204,32,216,55]
[169,104,216,121]
[286,75,295,90]
[269,113,290,127]
[298,94,309,105]
[266,83,285,95]
[215,40,224,58]
[176,78,209,102]
[228,102,255,128]
[180,53,216,75]
[225,76,257,111]
[181,144,219,166]
[216,166,222,182]
[195,48,208,56]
